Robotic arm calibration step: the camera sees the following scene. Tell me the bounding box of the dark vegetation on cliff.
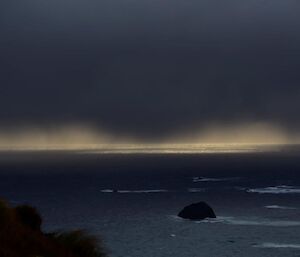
[0,199,107,257]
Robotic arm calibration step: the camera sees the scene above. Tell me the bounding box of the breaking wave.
[192,177,240,182]
[195,216,300,227]
[100,189,169,193]
[264,205,297,210]
[187,188,205,193]
[254,243,300,249]
[246,185,300,194]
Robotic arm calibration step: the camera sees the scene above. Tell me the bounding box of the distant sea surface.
[1,144,300,257]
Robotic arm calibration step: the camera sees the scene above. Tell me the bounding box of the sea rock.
[178,201,216,220]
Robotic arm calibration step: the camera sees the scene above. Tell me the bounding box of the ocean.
[1,145,300,257]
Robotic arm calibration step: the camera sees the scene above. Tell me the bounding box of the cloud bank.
[0,123,298,149]
[0,0,300,141]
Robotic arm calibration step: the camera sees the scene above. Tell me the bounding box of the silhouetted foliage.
[51,230,107,257]
[0,198,108,257]
[15,205,42,231]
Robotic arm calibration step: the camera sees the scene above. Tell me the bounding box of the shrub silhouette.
[15,205,42,231]
[0,199,108,257]
[51,230,107,257]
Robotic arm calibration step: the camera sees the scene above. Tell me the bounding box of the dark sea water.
[1,145,300,257]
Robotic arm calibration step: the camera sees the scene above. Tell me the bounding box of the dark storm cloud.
[1,0,300,138]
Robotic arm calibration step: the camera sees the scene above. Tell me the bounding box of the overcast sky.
[1,0,300,140]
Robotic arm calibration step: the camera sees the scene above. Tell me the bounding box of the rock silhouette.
[178,202,216,220]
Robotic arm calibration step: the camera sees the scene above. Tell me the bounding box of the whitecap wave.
[101,189,168,193]
[247,185,300,194]
[254,243,300,249]
[100,189,115,193]
[264,205,297,210]
[192,176,240,182]
[188,188,205,193]
[118,189,168,193]
[169,215,184,222]
[195,216,300,227]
